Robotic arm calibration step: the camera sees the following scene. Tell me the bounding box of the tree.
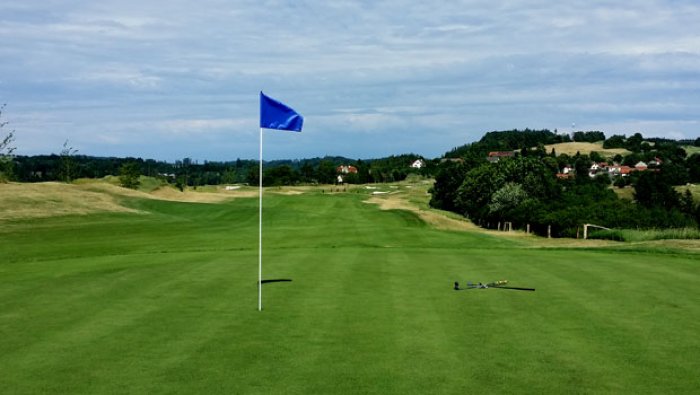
[489,182,529,217]
[0,104,16,182]
[455,163,503,219]
[221,168,238,184]
[688,154,700,183]
[633,171,680,209]
[429,161,468,212]
[660,162,689,186]
[263,165,298,186]
[603,134,626,149]
[299,161,315,183]
[246,164,260,186]
[59,140,79,183]
[613,176,628,188]
[589,151,604,163]
[573,131,605,143]
[626,133,644,152]
[680,190,695,216]
[119,162,141,189]
[574,156,592,184]
[316,160,337,184]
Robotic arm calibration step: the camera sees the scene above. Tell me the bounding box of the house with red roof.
[486,151,515,163]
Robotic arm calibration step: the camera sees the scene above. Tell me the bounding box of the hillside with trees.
[445,128,576,158]
[431,130,700,237]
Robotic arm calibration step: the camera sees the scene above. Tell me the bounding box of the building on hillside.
[336,165,358,174]
[619,166,634,176]
[608,165,634,177]
[336,165,358,184]
[411,159,425,169]
[589,162,609,178]
[648,157,663,167]
[556,165,575,179]
[486,151,515,163]
[440,158,464,164]
[634,161,648,171]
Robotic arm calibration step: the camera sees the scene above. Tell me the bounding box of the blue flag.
[260,92,303,132]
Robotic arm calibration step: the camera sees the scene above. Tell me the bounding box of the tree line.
[6,153,434,189]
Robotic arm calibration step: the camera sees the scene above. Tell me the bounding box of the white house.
[589,162,608,178]
[411,159,425,169]
[635,161,648,171]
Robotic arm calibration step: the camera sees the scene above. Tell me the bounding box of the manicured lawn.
[1,192,699,393]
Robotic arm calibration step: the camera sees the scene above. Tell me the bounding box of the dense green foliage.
[119,161,142,189]
[432,131,700,236]
[572,130,605,142]
[1,190,699,393]
[445,129,570,158]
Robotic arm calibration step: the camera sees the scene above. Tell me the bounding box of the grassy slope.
[683,145,700,156]
[612,184,700,203]
[1,191,699,393]
[544,141,630,158]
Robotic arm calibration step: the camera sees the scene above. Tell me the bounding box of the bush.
[119,162,141,189]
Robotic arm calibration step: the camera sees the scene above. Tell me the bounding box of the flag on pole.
[260,91,304,132]
[258,92,303,311]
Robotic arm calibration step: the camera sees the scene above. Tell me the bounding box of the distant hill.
[445,129,569,158]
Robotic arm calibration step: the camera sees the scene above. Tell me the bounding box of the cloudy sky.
[2,1,699,161]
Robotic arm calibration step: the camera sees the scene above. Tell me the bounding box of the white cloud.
[157,118,251,135]
[3,0,700,160]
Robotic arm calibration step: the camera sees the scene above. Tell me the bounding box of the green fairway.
[1,189,699,394]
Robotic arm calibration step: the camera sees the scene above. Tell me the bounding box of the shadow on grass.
[259,279,292,284]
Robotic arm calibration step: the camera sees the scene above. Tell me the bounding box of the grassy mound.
[0,180,260,221]
[0,182,141,220]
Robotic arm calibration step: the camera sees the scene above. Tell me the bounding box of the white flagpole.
[258,127,263,311]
